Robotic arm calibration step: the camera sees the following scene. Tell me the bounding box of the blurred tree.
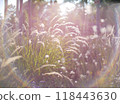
[109,0,120,3]
[54,0,57,3]
[19,0,23,30]
[3,0,8,44]
[64,0,74,2]
[4,0,8,18]
[95,0,101,35]
[50,0,52,4]
[79,0,119,36]
[16,0,19,17]
[100,0,119,37]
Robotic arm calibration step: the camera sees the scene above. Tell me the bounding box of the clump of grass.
[0,9,31,87]
[15,15,114,87]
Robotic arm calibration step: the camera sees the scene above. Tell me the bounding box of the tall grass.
[6,15,113,87]
[0,3,119,88]
[0,17,24,87]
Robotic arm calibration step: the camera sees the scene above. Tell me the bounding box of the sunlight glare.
[59,2,76,16]
[85,5,92,15]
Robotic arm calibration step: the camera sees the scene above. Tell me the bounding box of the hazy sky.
[0,0,29,17]
[0,0,4,17]
[0,0,64,17]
